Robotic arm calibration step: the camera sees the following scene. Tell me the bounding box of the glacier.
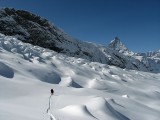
[0,33,160,120]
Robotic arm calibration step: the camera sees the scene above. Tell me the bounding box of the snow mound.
[86,78,109,90]
[60,76,82,88]
[122,95,129,98]
[58,105,97,120]
[86,97,130,120]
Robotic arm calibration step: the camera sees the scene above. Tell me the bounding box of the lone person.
[47,89,56,120]
[51,89,54,95]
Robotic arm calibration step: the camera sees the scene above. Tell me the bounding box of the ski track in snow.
[0,34,160,120]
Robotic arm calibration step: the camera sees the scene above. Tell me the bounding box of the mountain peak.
[108,37,128,52]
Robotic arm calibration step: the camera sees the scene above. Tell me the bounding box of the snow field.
[0,34,160,120]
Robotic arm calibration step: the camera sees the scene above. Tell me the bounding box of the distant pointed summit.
[108,37,128,52]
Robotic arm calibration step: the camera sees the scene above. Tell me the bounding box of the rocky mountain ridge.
[0,8,160,72]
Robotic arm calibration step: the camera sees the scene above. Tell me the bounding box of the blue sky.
[0,0,160,52]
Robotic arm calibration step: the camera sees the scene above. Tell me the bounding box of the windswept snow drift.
[0,34,160,120]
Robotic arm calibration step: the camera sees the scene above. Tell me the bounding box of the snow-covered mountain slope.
[1,34,160,120]
[0,8,116,66]
[108,37,160,72]
[136,50,160,72]
[0,8,160,73]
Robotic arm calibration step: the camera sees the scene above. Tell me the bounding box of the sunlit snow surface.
[0,34,160,120]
